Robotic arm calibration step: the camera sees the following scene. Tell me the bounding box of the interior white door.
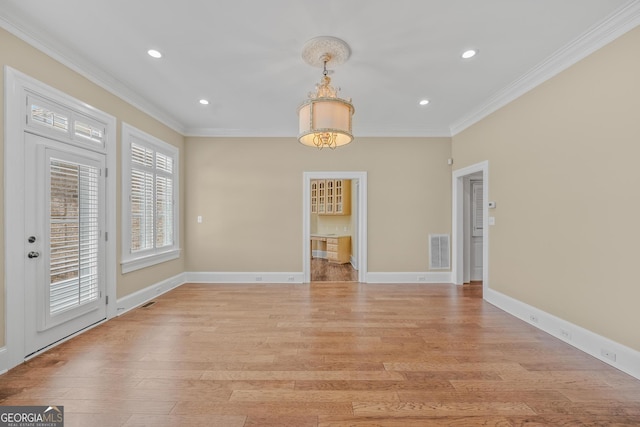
[24,132,107,356]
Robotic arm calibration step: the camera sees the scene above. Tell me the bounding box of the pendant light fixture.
[298,36,355,149]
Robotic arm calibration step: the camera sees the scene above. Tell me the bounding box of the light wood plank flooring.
[2,282,640,426]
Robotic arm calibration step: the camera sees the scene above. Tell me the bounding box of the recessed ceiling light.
[461,49,478,59]
[199,99,210,105]
[419,99,430,106]
[147,49,162,59]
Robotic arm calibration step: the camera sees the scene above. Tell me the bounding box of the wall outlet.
[287,276,295,282]
[529,314,539,324]
[255,276,263,281]
[601,348,617,362]
[417,276,427,282]
[560,329,572,340]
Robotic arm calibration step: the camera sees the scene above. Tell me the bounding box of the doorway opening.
[452,161,489,292]
[302,172,367,283]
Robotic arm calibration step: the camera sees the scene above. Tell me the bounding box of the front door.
[24,132,107,356]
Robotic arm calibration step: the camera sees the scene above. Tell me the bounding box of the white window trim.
[121,123,180,273]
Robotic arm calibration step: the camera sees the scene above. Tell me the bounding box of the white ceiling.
[1,0,638,137]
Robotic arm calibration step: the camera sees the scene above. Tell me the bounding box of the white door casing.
[452,161,489,289]
[4,67,116,372]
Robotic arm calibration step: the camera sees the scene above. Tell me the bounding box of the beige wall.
[452,26,640,351]
[316,215,352,236]
[184,137,452,273]
[0,28,186,346]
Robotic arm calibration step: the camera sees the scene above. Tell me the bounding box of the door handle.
[27,251,40,259]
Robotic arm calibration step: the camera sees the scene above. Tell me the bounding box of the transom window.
[27,93,107,149]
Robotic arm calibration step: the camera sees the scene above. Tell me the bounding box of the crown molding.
[450,0,640,136]
[0,15,186,135]
[184,126,453,138]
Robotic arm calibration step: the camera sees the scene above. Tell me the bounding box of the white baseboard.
[184,271,304,284]
[0,346,7,375]
[115,272,186,316]
[184,271,451,285]
[366,271,452,284]
[485,288,640,380]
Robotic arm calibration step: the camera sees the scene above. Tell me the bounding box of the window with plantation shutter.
[122,123,179,273]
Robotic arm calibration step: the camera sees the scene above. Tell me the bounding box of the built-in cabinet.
[327,236,351,264]
[312,235,351,264]
[311,179,351,215]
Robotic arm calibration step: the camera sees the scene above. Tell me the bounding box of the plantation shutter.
[155,152,174,248]
[129,142,175,253]
[130,143,154,252]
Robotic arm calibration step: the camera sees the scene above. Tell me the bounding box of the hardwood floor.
[2,282,640,426]
[311,258,358,282]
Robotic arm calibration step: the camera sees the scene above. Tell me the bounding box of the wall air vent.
[429,234,450,270]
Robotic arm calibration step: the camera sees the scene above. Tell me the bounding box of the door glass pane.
[49,158,100,316]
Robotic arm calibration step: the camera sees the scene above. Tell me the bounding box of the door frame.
[3,67,117,371]
[303,171,367,283]
[452,161,489,290]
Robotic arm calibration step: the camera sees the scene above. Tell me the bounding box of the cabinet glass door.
[317,180,326,214]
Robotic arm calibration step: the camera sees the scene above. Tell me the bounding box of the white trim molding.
[115,273,186,316]
[185,272,304,284]
[186,271,453,285]
[450,0,640,135]
[121,123,181,274]
[366,272,452,284]
[452,161,489,289]
[485,288,640,381]
[0,15,185,135]
[121,249,182,274]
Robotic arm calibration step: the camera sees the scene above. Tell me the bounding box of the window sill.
[121,248,181,274]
